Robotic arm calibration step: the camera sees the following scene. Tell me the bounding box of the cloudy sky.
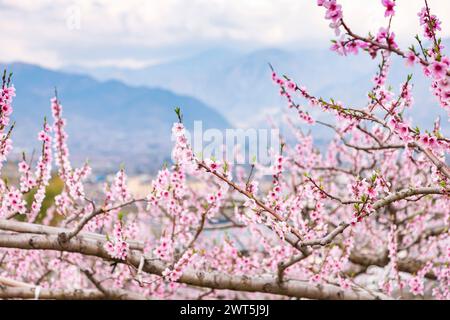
[0,0,449,69]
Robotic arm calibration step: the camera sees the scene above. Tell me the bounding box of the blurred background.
[0,0,449,176]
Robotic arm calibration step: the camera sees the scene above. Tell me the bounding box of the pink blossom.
[162,249,196,282]
[381,0,395,17]
[1,187,27,217]
[405,52,417,67]
[286,80,296,91]
[318,0,343,34]
[204,158,221,173]
[0,3,449,301]
[104,221,129,260]
[172,122,185,137]
[430,61,447,80]
[418,7,441,40]
[243,198,257,210]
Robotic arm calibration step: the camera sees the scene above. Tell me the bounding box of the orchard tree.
[0,0,449,300]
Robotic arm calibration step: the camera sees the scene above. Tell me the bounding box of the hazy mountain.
[65,43,449,136]
[1,62,230,174]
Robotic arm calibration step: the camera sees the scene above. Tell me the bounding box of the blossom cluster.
[29,122,53,221]
[18,159,35,193]
[317,0,343,35]
[51,97,71,180]
[171,122,194,167]
[111,169,131,203]
[104,221,130,260]
[162,250,196,283]
[408,262,433,296]
[0,84,15,169]
[0,186,27,217]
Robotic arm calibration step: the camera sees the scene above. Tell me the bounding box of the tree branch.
[0,232,389,300]
[290,187,446,248]
[0,287,107,300]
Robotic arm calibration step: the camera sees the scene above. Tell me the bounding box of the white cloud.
[0,0,449,68]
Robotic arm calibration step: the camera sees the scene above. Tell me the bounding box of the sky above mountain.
[1,0,450,69]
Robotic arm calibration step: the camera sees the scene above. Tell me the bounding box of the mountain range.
[3,41,448,174]
[65,43,449,137]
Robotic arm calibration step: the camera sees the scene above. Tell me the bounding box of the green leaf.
[174,107,183,123]
[223,161,229,173]
[371,173,377,183]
